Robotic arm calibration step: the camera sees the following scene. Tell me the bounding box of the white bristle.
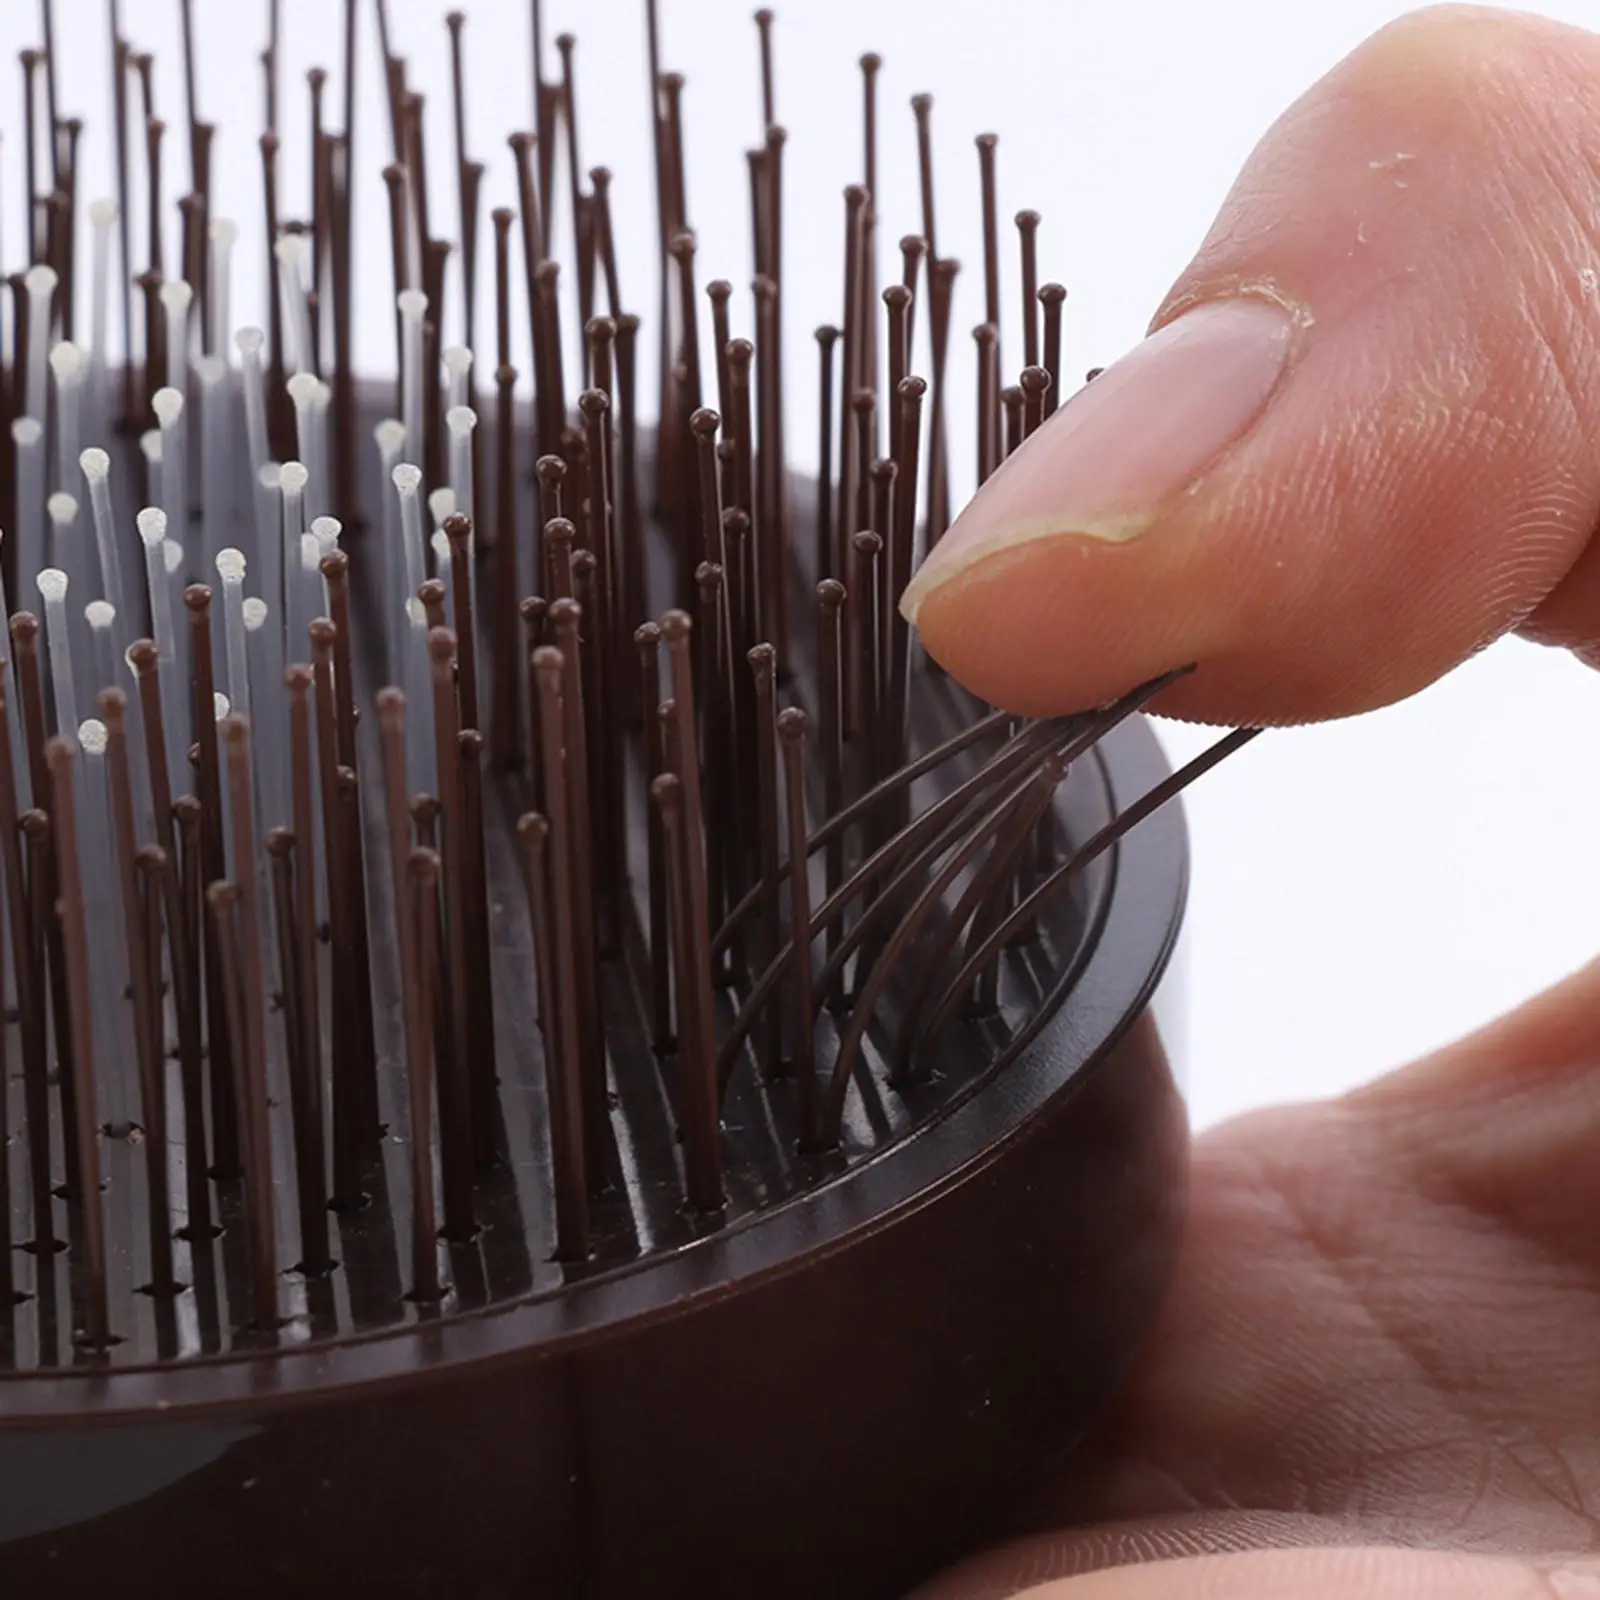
[447,405,479,522]
[78,719,108,756]
[276,237,314,376]
[397,463,427,618]
[140,430,162,466]
[11,434,42,599]
[431,528,451,565]
[239,328,269,476]
[405,596,427,627]
[376,420,409,654]
[23,270,58,425]
[242,597,268,631]
[197,353,226,387]
[444,344,473,412]
[289,376,327,517]
[39,570,78,744]
[283,460,310,565]
[152,387,185,427]
[154,387,187,541]
[214,693,231,721]
[301,532,323,573]
[49,342,85,383]
[141,509,176,666]
[48,496,79,575]
[258,462,283,491]
[308,381,334,520]
[429,487,457,525]
[12,419,43,587]
[85,613,118,717]
[209,222,239,356]
[220,558,252,724]
[81,450,126,623]
[163,540,185,575]
[399,292,428,461]
[88,207,117,441]
[311,515,342,551]
[162,281,194,392]
[51,346,88,494]
[444,347,474,410]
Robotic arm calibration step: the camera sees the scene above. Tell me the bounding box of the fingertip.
[912,530,1426,729]
[917,541,1142,718]
[914,533,1240,722]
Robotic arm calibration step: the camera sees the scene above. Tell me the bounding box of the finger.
[972,960,1600,1593]
[903,6,1600,725]
[906,1515,1384,1597]
[914,1546,1571,1599]
[1347,951,1600,1274]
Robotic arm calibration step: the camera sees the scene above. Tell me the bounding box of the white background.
[6,0,1600,1131]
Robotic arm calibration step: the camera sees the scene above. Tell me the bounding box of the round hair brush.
[0,4,1255,1595]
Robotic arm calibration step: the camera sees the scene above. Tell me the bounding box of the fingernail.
[901,297,1297,621]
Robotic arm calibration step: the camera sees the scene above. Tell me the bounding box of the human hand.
[904,7,1600,1595]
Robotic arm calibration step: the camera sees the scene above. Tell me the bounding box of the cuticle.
[1147,278,1313,339]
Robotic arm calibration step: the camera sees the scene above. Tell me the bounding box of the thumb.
[903,4,1600,726]
[914,1547,1572,1598]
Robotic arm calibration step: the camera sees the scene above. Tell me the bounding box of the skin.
[901,7,1600,1596]
[917,959,1600,1597]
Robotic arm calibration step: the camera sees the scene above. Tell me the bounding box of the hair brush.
[0,3,1255,1595]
